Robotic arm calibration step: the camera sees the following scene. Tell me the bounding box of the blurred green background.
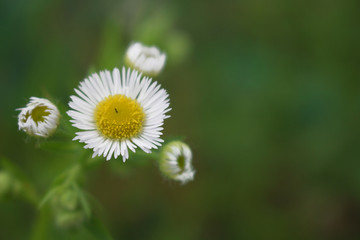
[1,0,360,239]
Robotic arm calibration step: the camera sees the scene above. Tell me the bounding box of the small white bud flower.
[125,42,166,76]
[18,97,60,138]
[159,141,195,184]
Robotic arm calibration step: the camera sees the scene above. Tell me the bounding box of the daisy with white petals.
[159,141,195,184]
[18,97,60,138]
[67,67,171,162]
[125,42,166,76]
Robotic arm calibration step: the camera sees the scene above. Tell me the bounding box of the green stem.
[62,164,81,187]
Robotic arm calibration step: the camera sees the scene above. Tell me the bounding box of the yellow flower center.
[94,94,145,140]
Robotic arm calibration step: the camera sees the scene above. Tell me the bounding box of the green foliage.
[0,157,38,204]
[2,0,360,239]
[133,8,192,66]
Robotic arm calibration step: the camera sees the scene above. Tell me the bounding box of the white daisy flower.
[125,42,166,76]
[159,141,195,184]
[18,97,60,138]
[67,67,171,162]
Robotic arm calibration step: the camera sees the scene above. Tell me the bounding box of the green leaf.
[73,183,91,218]
[1,157,27,180]
[0,156,39,204]
[84,216,113,240]
[30,208,52,240]
[39,186,62,208]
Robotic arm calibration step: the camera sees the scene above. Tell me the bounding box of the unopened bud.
[159,141,195,184]
[18,97,60,138]
[125,42,166,76]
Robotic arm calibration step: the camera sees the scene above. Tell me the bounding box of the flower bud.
[159,141,195,184]
[55,210,86,229]
[58,188,79,211]
[125,42,166,76]
[51,187,88,229]
[18,97,60,138]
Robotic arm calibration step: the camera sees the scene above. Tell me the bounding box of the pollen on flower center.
[94,94,145,140]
